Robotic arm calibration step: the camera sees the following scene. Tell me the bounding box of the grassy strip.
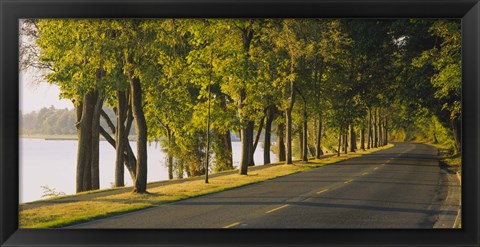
[426,142,461,172]
[20,144,394,228]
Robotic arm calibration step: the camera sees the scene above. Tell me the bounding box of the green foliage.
[391,19,461,153]
[27,18,461,180]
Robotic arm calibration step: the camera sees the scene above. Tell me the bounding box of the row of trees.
[20,106,127,136]
[20,19,461,194]
[21,107,77,135]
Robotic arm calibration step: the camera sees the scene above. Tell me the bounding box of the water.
[19,138,277,203]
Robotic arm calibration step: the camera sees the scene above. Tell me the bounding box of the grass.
[19,144,394,228]
[426,141,461,171]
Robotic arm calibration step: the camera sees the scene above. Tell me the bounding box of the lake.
[19,138,277,203]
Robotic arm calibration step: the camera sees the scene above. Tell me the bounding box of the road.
[74,142,458,229]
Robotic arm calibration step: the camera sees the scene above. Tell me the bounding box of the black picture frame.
[1,0,479,246]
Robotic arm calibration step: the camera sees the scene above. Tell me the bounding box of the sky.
[19,19,73,115]
[20,70,73,114]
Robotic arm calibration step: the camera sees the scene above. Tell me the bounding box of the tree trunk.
[130,76,148,193]
[75,102,83,128]
[337,127,342,157]
[286,108,294,164]
[124,101,137,180]
[99,124,137,183]
[90,96,103,190]
[76,92,96,193]
[264,107,274,165]
[247,121,255,166]
[223,130,233,169]
[214,96,233,171]
[315,116,323,159]
[115,90,126,187]
[350,125,356,152]
[367,108,372,149]
[74,101,83,192]
[353,128,357,150]
[82,92,99,192]
[285,82,296,164]
[239,121,253,175]
[239,125,249,174]
[378,118,383,147]
[302,118,308,161]
[125,141,137,181]
[167,129,173,180]
[314,54,324,159]
[344,132,348,154]
[451,116,461,154]
[238,27,254,174]
[360,128,365,150]
[177,158,184,179]
[302,108,308,162]
[373,109,378,148]
[384,117,388,146]
[252,117,264,153]
[100,103,136,183]
[299,130,303,160]
[277,122,286,162]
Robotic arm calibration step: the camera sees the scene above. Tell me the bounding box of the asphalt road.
[74,142,456,229]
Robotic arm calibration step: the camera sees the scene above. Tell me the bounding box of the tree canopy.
[20,18,461,193]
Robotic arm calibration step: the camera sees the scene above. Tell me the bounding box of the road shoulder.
[433,160,462,228]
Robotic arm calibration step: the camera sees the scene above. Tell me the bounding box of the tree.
[412,20,461,153]
[36,20,112,192]
[119,20,152,193]
[26,18,461,196]
[267,19,306,164]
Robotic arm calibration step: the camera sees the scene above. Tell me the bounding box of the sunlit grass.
[427,141,461,168]
[19,144,393,228]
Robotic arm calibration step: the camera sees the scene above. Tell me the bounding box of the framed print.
[1,0,479,246]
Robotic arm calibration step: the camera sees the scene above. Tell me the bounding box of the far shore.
[21,134,137,141]
[20,134,241,142]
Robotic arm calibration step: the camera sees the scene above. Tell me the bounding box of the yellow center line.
[316,189,329,194]
[223,222,241,228]
[374,167,379,170]
[265,204,289,214]
[344,179,353,184]
[362,172,369,176]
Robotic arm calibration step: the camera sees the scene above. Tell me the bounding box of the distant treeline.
[21,106,76,135]
[20,106,135,136]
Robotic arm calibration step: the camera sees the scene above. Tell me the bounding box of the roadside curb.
[433,168,461,228]
[453,172,462,228]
